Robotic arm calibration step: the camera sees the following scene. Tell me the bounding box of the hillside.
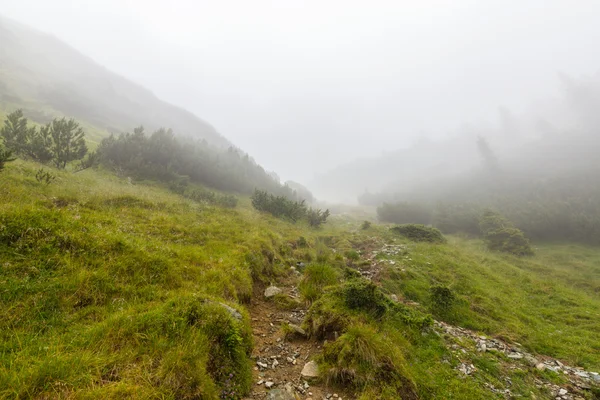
[0,15,228,147]
[0,160,599,399]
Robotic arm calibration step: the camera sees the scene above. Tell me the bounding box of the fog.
[3,0,600,190]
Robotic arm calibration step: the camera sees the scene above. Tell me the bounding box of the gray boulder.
[265,286,283,298]
[301,361,320,380]
[266,383,296,400]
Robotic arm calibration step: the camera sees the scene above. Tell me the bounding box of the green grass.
[377,233,600,370]
[0,160,318,398]
[1,159,599,399]
[298,262,340,301]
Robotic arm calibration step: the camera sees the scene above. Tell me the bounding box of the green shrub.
[252,189,330,226]
[304,279,433,340]
[360,220,372,230]
[251,189,307,222]
[342,279,390,318]
[377,202,432,224]
[345,249,360,261]
[307,207,331,227]
[429,285,455,317]
[391,224,446,243]
[185,187,238,208]
[0,147,16,171]
[479,210,534,256]
[485,227,534,256]
[321,324,418,399]
[298,263,340,301]
[35,168,56,185]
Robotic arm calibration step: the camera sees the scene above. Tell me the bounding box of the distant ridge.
[0,15,230,146]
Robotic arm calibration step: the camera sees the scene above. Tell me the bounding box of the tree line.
[0,110,304,203]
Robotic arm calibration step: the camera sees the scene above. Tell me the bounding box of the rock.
[507,352,523,360]
[218,302,242,320]
[301,361,320,380]
[264,381,275,388]
[524,354,539,367]
[536,363,546,371]
[286,323,307,338]
[390,294,399,302]
[264,286,282,298]
[296,262,306,271]
[257,361,268,369]
[272,359,279,368]
[266,383,296,400]
[558,388,567,396]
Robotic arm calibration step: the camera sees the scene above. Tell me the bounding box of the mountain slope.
[0,16,228,146]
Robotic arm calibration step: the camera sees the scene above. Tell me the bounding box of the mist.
[3,0,600,187]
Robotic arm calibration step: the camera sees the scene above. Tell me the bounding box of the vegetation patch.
[321,325,418,399]
[304,279,432,340]
[479,210,534,256]
[391,224,446,243]
[251,189,330,227]
[298,263,340,302]
[184,186,238,208]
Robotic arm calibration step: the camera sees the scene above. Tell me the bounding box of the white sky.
[2,0,600,182]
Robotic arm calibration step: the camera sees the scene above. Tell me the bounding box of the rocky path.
[245,277,354,400]
[436,320,600,400]
[243,236,599,399]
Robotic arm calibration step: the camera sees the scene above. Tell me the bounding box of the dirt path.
[245,277,355,400]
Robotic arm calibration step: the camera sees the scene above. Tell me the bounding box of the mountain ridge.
[0,15,230,147]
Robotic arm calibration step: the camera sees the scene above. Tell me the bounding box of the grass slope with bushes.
[1,160,599,399]
[0,160,313,399]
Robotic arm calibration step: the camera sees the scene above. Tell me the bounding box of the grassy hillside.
[1,160,599,399]
[0,161,300,398]
[0,16,228,147]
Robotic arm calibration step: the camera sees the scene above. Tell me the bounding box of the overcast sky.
[2,0,600,183]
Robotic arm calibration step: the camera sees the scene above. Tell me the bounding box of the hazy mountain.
[311,71,600,204]
[0,15,228,146]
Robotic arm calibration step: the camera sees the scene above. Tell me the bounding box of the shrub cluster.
[184,187,238,208]
[429,285,455,317]
[1,110,88,169]
[391,224,446,243]
[479,210,533,256]
[97,126,296,197]
[251,189,330,227]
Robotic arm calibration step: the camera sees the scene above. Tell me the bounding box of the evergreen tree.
[0,109,28,154]
[25,124,53,163]
[47,118,88,169]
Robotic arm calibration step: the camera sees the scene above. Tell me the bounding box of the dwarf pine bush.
[391,224,446,243]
